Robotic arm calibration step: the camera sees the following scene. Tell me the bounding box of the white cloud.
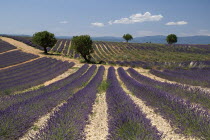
[108,12,163,25]
[91,22,104,27]
[59,21,68,24]
[165,21,188,26]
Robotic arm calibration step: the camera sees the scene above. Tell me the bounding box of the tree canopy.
[71,35,93,63]
[123,34,133,42]
[166,34,177,44]
[32,31,57,54]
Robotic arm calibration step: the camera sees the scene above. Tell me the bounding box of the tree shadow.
[41,52,61,56]
[80,60,106,65]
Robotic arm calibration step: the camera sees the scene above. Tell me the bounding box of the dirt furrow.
[84,69,108,140]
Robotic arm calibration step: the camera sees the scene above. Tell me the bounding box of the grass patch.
[98,80,109,93]
[71,67,80,69]
[32,125,39,131]
[14,84,45,95]
[4,89,12,95]
[114,121,152,140]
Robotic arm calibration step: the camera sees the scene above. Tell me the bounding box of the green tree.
[123,34,133,42]
[166,34,177,44]
[71,35,93,63]
[32,31,57,54]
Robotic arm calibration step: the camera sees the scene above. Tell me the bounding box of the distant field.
[48,38,210,69]
[2,35,210,68]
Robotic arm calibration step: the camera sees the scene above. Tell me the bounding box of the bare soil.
[84,68,108,140]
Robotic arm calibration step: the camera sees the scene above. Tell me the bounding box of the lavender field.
[0,36,210,140]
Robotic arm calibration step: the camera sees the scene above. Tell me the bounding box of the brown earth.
[85,69,108,140]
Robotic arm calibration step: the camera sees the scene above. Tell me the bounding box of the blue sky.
[0,0,209,37]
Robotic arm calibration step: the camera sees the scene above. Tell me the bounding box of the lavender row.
[68,48,74,57]
[128,68,210,109]
[0,61,74,96]
[102,42,117,56]
[0,58,62,82]
[129,43,209,54]
[165,44,210,53]
[93,41,210,66]
[96,43,110,60]
[36,66,104,140]
[106,67,161,140]
[0,58,47,77]
[100,42,112,55]
[164,67,210,81]
[93,43,106,61]
[109,60,210,69]
[0,61,73,93]
[0,40,17,53]
[0,50,39,68]
[118,67,210,139]
[90,53,101,62]
[0,64,89,111]
[57,40,66,53]
[108,60,148,68]
[150,68,210,88]
[62,40,70,55]
[51,40,61,52]
[0,65,96,139]
[50,39,71,55]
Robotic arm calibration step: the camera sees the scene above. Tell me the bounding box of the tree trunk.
[44,47,48,54]
[83,55,90,63]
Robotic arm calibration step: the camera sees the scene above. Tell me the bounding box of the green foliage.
[98,80,109,93]
[166,34,177,44]
[114,120,152,140]
[4,89,12,95]
[32,31,57,54]
[71,35,93,63]
[123,34,133,42]
[32,125,39,131]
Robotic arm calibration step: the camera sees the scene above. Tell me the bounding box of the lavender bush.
[0,65,96,139]
[150,68,210,87]
[0,40,17,53]
[51,40,61,52]
[0,50,39,68]
[107,67,161,140]
[118,67,210,139]
[0,58,74,95]
[36,66,105,140]
[0,64,89,111]
[127,68,210,109]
